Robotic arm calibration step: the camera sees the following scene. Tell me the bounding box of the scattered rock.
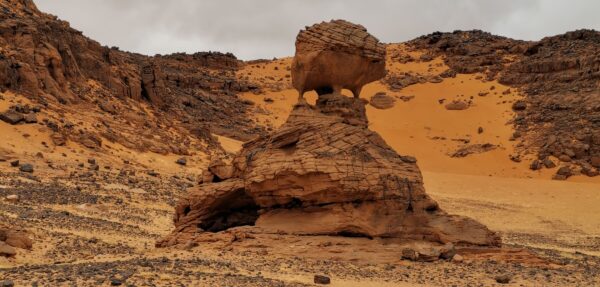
[176,158,187,166]
[314,275,331,285]
[0,110,24,125]
[543,158,556,168]
[19,163,34,173]
[23,113,37,123]
[452,254,464,262]
[509,154,521,163]
[4,195,19,203]
[444,100,469,110]
[477,127,484,134]
[369,92,396,109]
[530,160,542,170]
[10,160,19,167]
[512,100,527,111]
[0,280,14,287]
[50,133,67,146]
[0,242,16,257]
[495,274,512,284]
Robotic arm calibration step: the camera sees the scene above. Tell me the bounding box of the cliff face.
[0,0,263,154]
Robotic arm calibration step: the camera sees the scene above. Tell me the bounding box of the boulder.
[292,20,386,99]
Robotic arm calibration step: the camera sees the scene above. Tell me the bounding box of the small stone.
[558,154,571,162]
[23,113,37,123]
[591,156,600,168]
[444,100,469,110]
[176,158,187,166]
[495,274,512,284]
[529,160,542,170]
[50,133,66,146]
[452,254,464,262]
[0,242,16,257]
[110,279,122,286]
[477,127,484,134]
[439,243,456,259]
[542,158,556,168]
[509,154,521,163]
[0,280,14,287]
[401,247,419,261]
[87,158,96,165]
[19,163,34,173]
[314,275,331,285]
[10,160,19,167]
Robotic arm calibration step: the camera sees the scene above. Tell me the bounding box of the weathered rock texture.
[409,29,600,177]
[158,94,500,250]
[0,0,264,153]
[292,20,386,99]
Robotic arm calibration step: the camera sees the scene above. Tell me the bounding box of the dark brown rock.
[314,275,331,285]
[0,110,24,125]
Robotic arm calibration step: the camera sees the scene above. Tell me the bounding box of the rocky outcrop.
[158,94,501,251]
[292,20,386,99]
[0,225,32,257]
[408,29,600,177]
[0,0,264,153]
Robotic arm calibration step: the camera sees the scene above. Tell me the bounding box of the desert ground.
[1,42,599,286]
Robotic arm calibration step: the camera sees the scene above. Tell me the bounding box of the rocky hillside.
[409,30,600,178]
[0,0,263,156]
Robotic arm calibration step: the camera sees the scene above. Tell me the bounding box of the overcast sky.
[35,0,600,60]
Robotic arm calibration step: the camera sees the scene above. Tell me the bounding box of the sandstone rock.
[292,20,386,99]
[50,133,67,146]
[0,110,24,125]
[444,100,469,110]
[158,94,500,251]
[0,242,16,257]
[23,113,37,123]
[369,92,396,110]
[452,254,464,262]
[4,195,19,203]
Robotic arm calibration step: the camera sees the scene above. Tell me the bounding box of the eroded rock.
[292,20,386,99]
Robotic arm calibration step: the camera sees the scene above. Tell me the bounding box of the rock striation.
[292,20,386,99]
[158,94,500,251]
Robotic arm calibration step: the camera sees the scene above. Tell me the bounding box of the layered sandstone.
[292,20,386,99]
[158,94,501,252]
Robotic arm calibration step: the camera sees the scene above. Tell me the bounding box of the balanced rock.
[292,20,386,100]
[157,94,500,250]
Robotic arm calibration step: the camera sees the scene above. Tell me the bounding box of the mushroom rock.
[158,20,500,256]
[158,94,500,250]
[291,20,386,100]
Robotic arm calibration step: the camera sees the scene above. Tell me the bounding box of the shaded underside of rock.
[158,94,500,249]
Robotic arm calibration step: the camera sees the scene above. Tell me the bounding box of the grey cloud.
[34,0,600,60]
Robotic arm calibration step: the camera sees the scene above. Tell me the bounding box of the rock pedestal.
[157,94,500,250]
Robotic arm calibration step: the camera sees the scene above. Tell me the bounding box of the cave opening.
[199,189,260,232]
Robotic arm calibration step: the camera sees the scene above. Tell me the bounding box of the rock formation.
[0,225,32,257]
[159,22,500,254]
[291,20,386,100]
[410,29,600,177]
[0,0,264,154]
